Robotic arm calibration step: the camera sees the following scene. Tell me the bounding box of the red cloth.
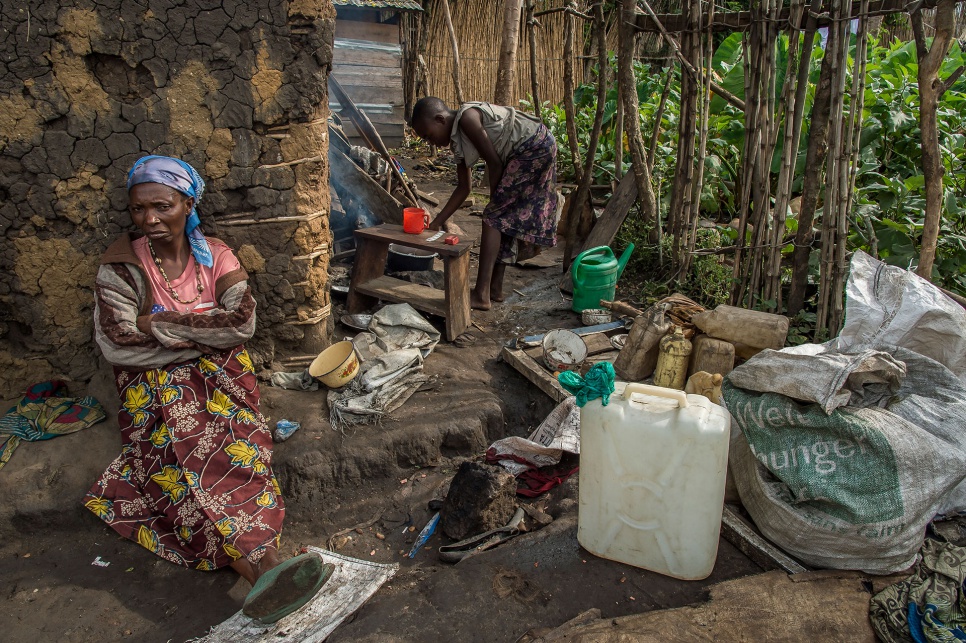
[485,448,578,498]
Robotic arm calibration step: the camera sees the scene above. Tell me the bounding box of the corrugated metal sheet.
[333,0,423,11]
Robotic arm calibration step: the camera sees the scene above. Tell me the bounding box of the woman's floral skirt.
[84,347,284,570]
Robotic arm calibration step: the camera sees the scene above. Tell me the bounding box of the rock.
[441,461,517,541]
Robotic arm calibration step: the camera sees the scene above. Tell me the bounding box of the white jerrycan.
[578,383,731,580]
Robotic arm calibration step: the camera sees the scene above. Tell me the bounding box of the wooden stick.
[630,3,745,111]
[416,189,440,206]
[600,299,643,318]
[527,2,542,121]
[646,70,672,171]
[258,154,324,169]
[218,212,327,226]
[329,75,419,208]
[534,6,591,20]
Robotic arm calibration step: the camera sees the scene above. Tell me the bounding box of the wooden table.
[347,224,473,341]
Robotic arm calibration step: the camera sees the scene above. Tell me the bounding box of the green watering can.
[571,244,634,312]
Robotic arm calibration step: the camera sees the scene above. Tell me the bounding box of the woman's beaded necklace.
[147,238,204,305]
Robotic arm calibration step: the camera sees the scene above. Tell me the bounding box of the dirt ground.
[0,155,767,642]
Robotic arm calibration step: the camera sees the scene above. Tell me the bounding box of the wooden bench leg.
[443,253,471,341]
[347,237,389,314]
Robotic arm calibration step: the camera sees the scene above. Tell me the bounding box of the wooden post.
[815,0,850,336]
[618,0,658,237]
[494,0,524,105]
[667,0,699,265]
[763,0,808,307]
[787,48,833,314]
[440,0,464,104]
[563,1,581,173]
[564,2,608,268]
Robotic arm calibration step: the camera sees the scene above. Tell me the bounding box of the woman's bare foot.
[230,547,282,586]
[255,549,281,579]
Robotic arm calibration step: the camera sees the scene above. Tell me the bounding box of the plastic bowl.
[387,244,438,272]
[542,329,588,373]
[581,308,612,325]
[308,341,360,388]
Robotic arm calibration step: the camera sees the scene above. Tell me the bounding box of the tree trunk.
[440,0,464,104]
[494,0,524,105]
[913,0,956,280]
[786,32,835,315]
[563,4,581,174]
[618,0,658,237]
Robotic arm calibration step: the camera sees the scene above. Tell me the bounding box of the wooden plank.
[336,114,404,130]
[335,86,404,106]
[331,67,403,89]
[333,49,402,67]
[583,332,616,356]
[356,224,472,258]
[721,505,808,574]
[501,346,571,403]
[328,143,404,225]
[354,275,448,318]
[560,171,639,293]
[347,238,390,314]
[340,121,405,143]
[335,20,399,43]
[587,351,619,364]
[330,106,403,125]
[443,253,472,342]
[333,40,401,68]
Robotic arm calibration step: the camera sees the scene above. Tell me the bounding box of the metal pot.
[387,244,438,272]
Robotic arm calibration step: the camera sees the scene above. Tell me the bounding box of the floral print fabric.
[484,125,560,263]
[84,346,284,570]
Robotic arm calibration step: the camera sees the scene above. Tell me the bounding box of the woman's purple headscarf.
[126,155,212,267]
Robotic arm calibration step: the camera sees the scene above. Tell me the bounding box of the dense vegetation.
[535,34,966,312]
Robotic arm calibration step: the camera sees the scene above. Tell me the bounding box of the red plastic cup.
[403,207,429,234]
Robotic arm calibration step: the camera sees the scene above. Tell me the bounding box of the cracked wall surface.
[0,0,336,396]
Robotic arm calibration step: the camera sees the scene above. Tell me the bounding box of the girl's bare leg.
[490,264,506,302]
[471,222,502,310]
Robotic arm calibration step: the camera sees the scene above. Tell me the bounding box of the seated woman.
[86,155,329,623]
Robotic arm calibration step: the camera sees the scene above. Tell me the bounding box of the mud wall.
[0,0,336,396]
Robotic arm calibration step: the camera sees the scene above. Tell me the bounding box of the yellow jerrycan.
[653,326,692,390]
[578,383,731,580]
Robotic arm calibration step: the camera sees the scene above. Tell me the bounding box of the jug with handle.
[571,244,634,312]
[578,382,731,580]
[403,207,430,234]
